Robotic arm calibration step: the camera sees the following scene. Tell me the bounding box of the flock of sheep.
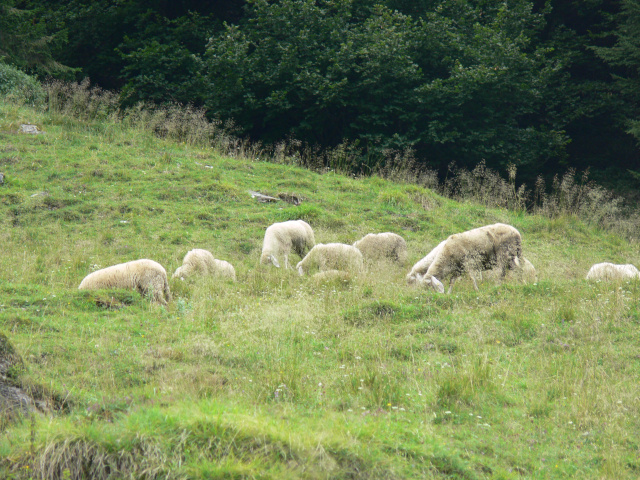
[77,220,639,305]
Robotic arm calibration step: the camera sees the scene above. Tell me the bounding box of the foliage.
[0,63,45,106]
[594,0,640,145]
[0,0,71,76]
[203,0,567,176]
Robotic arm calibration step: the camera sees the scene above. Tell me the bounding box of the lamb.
[78,259,171,305]
[586,262,640,281]
[260,220,315,269]
[353,232,408,265]
[296,243,364,276]
[172,249,236,281]
[416,223,523,293]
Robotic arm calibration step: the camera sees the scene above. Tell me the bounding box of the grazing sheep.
[353,232,408,265]
[312,269,353,285]
[416,223,523,293]
[79,259,171,305]
[586,262,640,281]
[297,243,364,276]
[260,220,315,269]
[516,257,537,283]
[172,249,236,281]
[406,240,447,285]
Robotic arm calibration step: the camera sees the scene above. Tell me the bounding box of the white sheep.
[296,243,364,276]
[416,223,523,293]
[586,262,640,281]
[516,257,537,283]
[312,269,353,285]
[78,259,171,305]
[172,249,236,281]
[260,220,315,269]
[353,232,408,265]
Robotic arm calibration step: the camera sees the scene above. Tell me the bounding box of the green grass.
[1,100,640,479]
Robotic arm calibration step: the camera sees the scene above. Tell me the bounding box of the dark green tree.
[0,0,71,75]
[204,0,568,176]
[594,0,640,143]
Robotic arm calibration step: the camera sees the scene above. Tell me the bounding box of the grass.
[1,98,640,479]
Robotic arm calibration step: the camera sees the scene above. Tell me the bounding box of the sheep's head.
[171,266,185,280]
[260,253,281,268]
[406,273,418,285]
[416,273,445,293]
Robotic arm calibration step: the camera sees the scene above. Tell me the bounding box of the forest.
[2,0,640,190]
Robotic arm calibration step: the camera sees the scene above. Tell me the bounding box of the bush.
[0,63,45,106]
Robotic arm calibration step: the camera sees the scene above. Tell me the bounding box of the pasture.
[1,100,639,479]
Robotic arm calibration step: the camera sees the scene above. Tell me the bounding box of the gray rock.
[19,124,43,135]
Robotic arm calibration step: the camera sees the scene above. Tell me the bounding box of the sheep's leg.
[447,276,457,294]
[284,254,290,270]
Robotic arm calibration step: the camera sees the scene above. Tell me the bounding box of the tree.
[0,0,71,76]
[204,0,568,177]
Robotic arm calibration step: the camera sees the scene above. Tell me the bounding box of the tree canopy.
[2,0,639,187]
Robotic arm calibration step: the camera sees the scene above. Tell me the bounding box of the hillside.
[1,100,640,479]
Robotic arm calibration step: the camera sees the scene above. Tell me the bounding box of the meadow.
[1,97,639,479]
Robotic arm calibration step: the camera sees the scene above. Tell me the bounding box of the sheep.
[353,232,408,265]
[406,240,447,285]
[515,257,537,283]
[586,262,640,281]
[416,223,523,293]
[78,259,171,305]
[312,269,353,285]
[260,220,315,269]
[172,249,236,281]
[297,243,364,276]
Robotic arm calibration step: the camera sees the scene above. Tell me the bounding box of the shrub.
[0,63,45,106]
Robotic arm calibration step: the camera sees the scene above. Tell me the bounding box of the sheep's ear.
[270,255,280,268]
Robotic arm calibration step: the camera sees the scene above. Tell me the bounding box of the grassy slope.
[0,100,639,479]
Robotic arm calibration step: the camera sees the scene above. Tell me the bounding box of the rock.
[19,124,43,135]
[0,333,33,415]
[248,190,278,203]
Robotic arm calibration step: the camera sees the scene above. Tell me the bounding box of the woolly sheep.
[297,243,364,276]
[260,220,315,269]
[312,269,353,285]
[172,249,236,281]
[416,223,523,294]
[353,232,408,265]
[586,262,640,281]
[78,259,171,305]
[516,257,537,283]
